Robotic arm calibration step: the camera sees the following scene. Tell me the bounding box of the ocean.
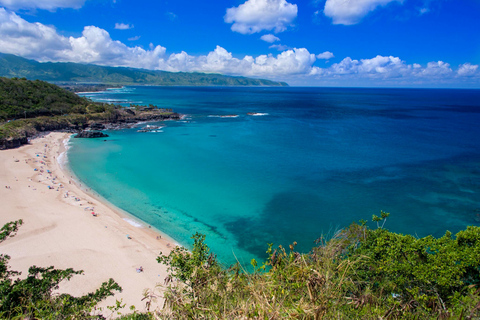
[69,86,480,266]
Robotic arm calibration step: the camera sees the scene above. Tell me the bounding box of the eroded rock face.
[74,131,109,138]
[89,123,106,130]
[0,137,29,150]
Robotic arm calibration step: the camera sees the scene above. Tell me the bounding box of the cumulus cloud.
[0,9,478,87]
[0,9,316,77]
[324,0,402,25]
[457,63,479,77]
[0,9,166,69]
[163,46,317,77]
[224,0,298,34]
[0,0,85,10]
[63,26,168,69]
[114,23,133,30]
[0,8,71,60]
[316,51,334,60]
[128,35,141,41]
[308,56,474,86]
[260,34,280,43]
[418,61,452,76]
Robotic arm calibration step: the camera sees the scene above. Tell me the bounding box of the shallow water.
[70,87,480,266]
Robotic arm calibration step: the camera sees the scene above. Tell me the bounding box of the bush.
[157,215,480,319]
[0,220,123,319]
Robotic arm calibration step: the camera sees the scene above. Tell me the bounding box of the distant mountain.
[0,53,288,87]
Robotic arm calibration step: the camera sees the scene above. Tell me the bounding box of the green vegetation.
[2,212,479,319]
[0,77,180,149]
[0,77,90,121]
[157,214,480,319]
[0,220,124,319]
[0,53,288,87]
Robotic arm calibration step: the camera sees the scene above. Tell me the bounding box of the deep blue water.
[70,86,480,266]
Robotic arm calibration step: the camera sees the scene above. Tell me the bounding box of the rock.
[74,131,109,138]
[0,137,29,150]
[89,123,105,130]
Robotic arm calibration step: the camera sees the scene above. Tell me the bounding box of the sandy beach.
[0,132,175,316]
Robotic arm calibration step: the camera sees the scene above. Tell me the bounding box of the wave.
[123,218,143,228]
[208,114,240,118]
[247,112,269,116]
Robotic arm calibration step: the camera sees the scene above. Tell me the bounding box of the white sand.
[0,132,176,316]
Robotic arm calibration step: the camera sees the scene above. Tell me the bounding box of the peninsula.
[0,77,181,150]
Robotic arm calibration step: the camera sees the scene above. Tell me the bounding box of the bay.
[70,86,480,266]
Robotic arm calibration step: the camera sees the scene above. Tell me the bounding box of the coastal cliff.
[0,77,182,149]
[0,109,182,149]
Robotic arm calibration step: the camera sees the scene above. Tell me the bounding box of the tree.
[0,220,122,319]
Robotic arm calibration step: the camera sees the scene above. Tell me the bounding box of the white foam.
[123,218,143,228]
[208,115,239,118]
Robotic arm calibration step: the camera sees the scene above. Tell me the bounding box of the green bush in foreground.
[0,220,124,319]
[157,214,480,319]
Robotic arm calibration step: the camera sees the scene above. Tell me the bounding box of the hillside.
[0,53,288,87]
[0,77,90,121]
[0,77,181,149]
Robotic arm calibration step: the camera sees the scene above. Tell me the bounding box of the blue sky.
[0,0,479,87]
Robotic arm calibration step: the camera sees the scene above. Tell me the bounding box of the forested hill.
[0,77,89,121]
[0,53,288,87]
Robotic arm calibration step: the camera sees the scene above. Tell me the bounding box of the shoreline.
[59,135,179,247]
[0,132,175,315]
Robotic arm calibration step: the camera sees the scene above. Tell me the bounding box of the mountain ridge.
[0,53,288,87]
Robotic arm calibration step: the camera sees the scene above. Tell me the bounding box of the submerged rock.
[74,131,109,138]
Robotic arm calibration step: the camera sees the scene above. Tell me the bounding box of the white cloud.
[260,34,280,43]
[0,10,315,77]
[324,0,402,25]
[309,56,471,86]
[457,63,479,77]
[316,51,334,60]
[418,61,452,76]
[0,0,85,10]
[269,44,289,51]
[128,35,141,41]
[224,0,298,34]
[0,9,478,87]
[115,23,133,30]
[163,46,316,77]
[0,8,70,60]
[62,26,168,69]
[312,55,409,76]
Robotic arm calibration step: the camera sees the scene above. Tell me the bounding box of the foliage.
[157,214,480,319]
[0,77,90,121]
[0,77,179,146]
[0,220,123,319]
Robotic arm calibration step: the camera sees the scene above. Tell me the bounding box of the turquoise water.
[70,87,480,266]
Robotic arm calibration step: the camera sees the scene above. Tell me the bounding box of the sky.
[0,0,479,87]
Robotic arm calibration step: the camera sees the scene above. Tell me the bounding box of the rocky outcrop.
[89,123,106,130]
[1,110,182,149]
[0,137,29,150]
[74,131,109,138]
